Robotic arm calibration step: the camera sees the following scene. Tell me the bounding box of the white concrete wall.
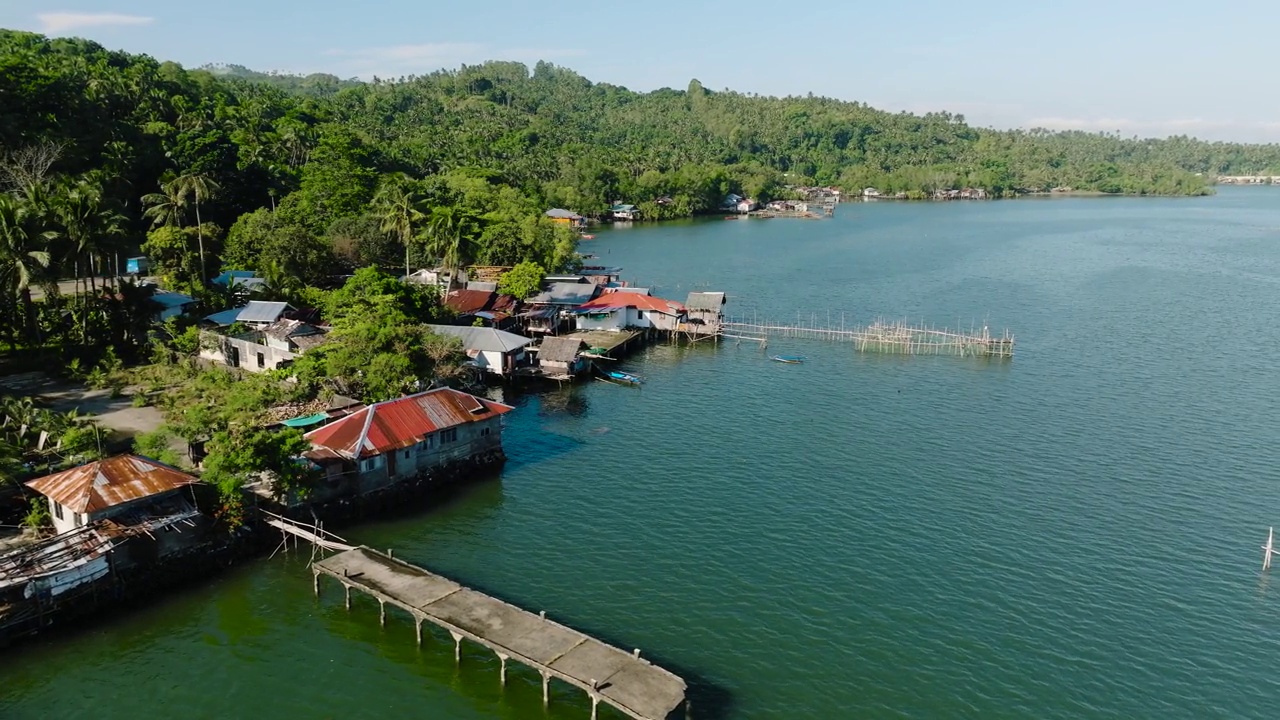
[576,311,626,332]
[200,332,297,373]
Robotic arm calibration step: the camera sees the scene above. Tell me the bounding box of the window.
[481,426,491,437]
[441,428,458,443]
[53,503,63,520]
[403,449,411,459]
[362,457,379,472]
[418,436,434,451]
[256,352,265,369]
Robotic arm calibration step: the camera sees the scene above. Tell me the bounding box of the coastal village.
[0,201,736,651]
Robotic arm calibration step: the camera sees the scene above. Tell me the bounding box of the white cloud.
[37,12,154,34]
[325,43,586,79]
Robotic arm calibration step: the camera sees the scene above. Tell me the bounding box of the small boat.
[580,234,596,240]
[581,253,598,259]
[603,370,643,385]
[770,355,806,364]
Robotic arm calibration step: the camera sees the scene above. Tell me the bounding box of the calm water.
[5,189,1280,719]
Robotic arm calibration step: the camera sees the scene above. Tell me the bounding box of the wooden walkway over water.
[722,315,1015,358]
[313,547,687,720]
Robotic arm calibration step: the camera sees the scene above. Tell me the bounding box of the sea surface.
[4,188,1280,719]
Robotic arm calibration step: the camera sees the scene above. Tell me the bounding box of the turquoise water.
[4,189,1280,718]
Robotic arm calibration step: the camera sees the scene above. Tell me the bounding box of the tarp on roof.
[281,412,330,428]
[212,270,257,287]
[427,324,533,353]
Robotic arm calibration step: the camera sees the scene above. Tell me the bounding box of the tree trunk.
[19,287,38,346]
[404,230,410,279]
[195,200,207,285]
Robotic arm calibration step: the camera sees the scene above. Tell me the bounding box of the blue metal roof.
[203,308,241,326]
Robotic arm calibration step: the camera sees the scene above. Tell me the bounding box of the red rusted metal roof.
[25,455,199,514]
[304,388,514,459]
[444,289,517,316]
[574,293,686,315]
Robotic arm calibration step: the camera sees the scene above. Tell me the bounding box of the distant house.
[426,324,534,377]
[303,388,514,494]
[443,289,518,328]
[545,208,586,228]
[522,282,601,334]
[150,291,195,322]
[609,203,639,221]
[572,292,686,332]
[575,266,624,287]
[26,455,201,536]
[737,198,758,214]
[721,193,744,209]
[404,268,452,288]
[862,188,882,198]
[200,304,324,372]
[536,336,589,378]
[212,270,268,292]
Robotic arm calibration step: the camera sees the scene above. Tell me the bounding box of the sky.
[4,0,1280,143]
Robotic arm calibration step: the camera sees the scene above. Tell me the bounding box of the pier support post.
[686,699,693,719]
[415,616,423,646]
[497,653,508,686]
[343,584,350,611]
[379,599,386,626]
[590,694,599,720]
[450,631,462,663]
[541,671,550,706]
[312,572,319,598]
[1265,527,1275,571]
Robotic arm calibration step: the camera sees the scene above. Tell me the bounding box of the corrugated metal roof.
[262,318,320,340]
[151,291,195,309]
[465,281,498,292]
[304,388,514,459]
[686,292,726,311]
[427,325,533,353]
[26,455,199,513]
[538,337,585,363]
[237,301,291,324]
[212,270,257,286]
[203,308,242,326]
[529,282,599,306]
[545,208,582,220]
[444,289,517,316]
[573,293,685,315]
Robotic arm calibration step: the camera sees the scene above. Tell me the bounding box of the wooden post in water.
[1264,527,1274,571]
[450,631,462,663]
[498,653,509,686]
[541,670,550,706]
[379,599,386,626]
[344,583,351,610]
[415,616,423,645]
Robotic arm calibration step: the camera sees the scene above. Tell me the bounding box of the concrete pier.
[314,547,687,720]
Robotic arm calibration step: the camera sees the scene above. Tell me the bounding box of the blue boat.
[770,355,806,364]
[603,370,643,385]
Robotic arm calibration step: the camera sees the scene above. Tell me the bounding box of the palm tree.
[142,179,187,228]
[54,180,126,342]
[172,173,220,285]
[422,204,482,279]
[0,194,55,345]
[371,175,423,278]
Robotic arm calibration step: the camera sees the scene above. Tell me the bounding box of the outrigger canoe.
[602,370,643,385]
[770,355,806,364]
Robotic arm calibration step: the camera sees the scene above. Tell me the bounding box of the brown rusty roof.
[304,388,514,459]
[25,455,200,513]
[537,336,585,363]
[443,289,517,316]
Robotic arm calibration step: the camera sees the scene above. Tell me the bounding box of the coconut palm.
[172,173,220,284]
[371,175,423,278]
[142,178,187,228]
[422,204,483,278]
[0,194,55,345]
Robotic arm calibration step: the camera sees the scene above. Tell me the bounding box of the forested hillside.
[5,27,1280,303]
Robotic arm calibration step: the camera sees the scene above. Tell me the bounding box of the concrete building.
[303,388,514,494]
[572,292,687,332]
[426,324,534,377]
